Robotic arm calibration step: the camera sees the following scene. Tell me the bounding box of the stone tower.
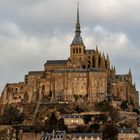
[70,3,85,67]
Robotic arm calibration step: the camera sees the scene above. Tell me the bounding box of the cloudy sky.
[0,0,140,96]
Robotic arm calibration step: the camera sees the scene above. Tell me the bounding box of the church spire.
[71,3,84,46]
[75,2,81,34]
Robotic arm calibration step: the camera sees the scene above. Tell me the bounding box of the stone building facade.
[117,128,140,140]
[0,6,139,107]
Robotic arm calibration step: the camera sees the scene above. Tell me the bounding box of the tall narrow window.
[73,49,75,53]
[79,48,81,53]
[76,48,78,53]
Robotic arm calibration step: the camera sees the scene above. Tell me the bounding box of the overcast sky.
[0,0,140,97]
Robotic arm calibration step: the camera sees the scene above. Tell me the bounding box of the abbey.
[0,6,139,107]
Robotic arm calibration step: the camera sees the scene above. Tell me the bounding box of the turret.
[134,83,136,88]
[95,45,99,68]
[128,68,132,83]
[100,53,106,68]
[113,66,116,74]
[96,45,98,52]
[110,65,115,80]
[106,54,110,70]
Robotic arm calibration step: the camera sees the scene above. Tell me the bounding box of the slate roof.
[71,133,102,138]
[50,68,106,73]
[71,33,84,45]
[28,71,44,75]
[118,127,137,133]
[86,49,95,55]
[116,74,127,79]
[46,60,67,65]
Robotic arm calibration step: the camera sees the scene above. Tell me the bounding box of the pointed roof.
[71,3,84,46]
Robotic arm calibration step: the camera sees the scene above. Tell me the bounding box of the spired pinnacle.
[75,2,81,34]
[71,3,84,46]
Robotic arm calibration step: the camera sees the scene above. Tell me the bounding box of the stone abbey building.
[0,6,139,107]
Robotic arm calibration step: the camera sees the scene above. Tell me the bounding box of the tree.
[43,112,58,132]
[74,95,79,101]
[132,108,139,114]
[74,105,84,113]
[75,125,88,133]
[102,123,118,140]
[58,118,68,132]
[95,100,114,112]
[95,114,107,123]
[120,100,129,111]
[88,123,100,133]
[0,106,24,125]
[84,115,92,124]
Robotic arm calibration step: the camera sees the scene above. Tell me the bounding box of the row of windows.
[74,83,104,89]
[13,96,22,100]
[74,78,86,81]
[72,57,82,61]
[73,48,82,54]
[8,86,23,93]
[65,119,83,123]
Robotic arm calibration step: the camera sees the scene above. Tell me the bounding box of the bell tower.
[70,3,85,65]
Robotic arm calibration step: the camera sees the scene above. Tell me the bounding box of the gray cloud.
[0,0,140,96]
